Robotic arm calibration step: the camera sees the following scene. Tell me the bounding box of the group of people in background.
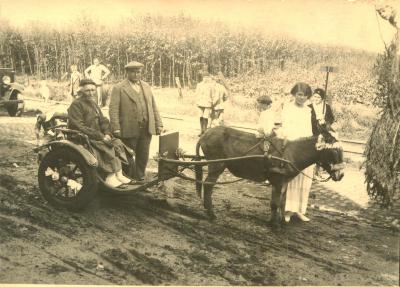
[62,58,110,106]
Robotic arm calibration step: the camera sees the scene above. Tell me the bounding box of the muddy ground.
[0,105,399,285]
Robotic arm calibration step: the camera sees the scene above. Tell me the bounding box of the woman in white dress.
[279,82,314,222]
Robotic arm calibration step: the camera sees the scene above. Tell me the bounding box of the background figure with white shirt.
[196,70,215,135]
[278,82,314,223]
[256,95,275,138]
[209,71,229,127]
[61,64,82,100]
[109,61,163,181]
[84,58,110,107]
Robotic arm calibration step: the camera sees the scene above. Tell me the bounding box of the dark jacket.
[68,96,111,140]
[109,79,163,138]
[310,103,335,135]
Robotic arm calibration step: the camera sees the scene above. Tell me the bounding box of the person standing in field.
[84,58,110,107]
[196,70,215,135]
[62,64,82,100]
[310,88,335,134]
[209,72,229,127]
[256,95,275,138]
[109,61,164,182]
[278,82,315,223]
[310,88,336,179]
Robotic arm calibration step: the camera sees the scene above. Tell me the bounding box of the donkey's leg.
[279,182,288,225]
[270,183,282,229]
[195,165,203,198]
[203,163,225,220]
[270,180,288,228]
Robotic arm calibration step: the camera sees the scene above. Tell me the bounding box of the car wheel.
[38,147,98,210]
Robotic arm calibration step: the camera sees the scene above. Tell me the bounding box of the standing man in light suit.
[109,61,164,181]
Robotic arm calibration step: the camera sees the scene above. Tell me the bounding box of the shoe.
[284,212,292,223]
[116,170,131,184]
[105,173,122,188]
[295,213,310,222]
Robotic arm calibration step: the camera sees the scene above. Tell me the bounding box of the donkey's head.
[315,133,345,181]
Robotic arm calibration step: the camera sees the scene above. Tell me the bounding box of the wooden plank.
[158,131,179,180]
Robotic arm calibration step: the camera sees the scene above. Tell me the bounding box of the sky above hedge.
[0,0,398,52]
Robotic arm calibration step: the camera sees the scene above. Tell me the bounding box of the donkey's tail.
[195,141,203,198]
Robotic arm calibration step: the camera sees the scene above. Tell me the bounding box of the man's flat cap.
[125,61,144,70]
[79,78,96,86]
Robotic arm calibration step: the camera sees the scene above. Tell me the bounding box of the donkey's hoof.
[270,221,281,231]
[206,211,217,221]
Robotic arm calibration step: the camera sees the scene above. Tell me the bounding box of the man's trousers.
[122,127,152,180]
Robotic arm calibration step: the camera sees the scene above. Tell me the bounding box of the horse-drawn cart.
[33,126,281,211]
[34,123,345,227]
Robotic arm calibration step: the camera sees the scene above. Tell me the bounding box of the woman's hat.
[256,95,272,105]
[313,88,326,100]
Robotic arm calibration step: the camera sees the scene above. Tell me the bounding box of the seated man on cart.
[67,79,132,188]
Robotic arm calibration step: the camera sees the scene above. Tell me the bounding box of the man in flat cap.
[68,79,131,188]
[109,61,164,181]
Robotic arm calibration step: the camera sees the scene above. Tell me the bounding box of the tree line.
[0,13,374,88]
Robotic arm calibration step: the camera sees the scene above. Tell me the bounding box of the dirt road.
[0,105,399,285]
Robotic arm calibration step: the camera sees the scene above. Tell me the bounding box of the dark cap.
[313,88,326,100]
[125,61,144,70]
[256,95,272,105]
[79,78,96,86]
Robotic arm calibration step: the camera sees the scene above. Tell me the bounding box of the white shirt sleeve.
[258,110,275,135]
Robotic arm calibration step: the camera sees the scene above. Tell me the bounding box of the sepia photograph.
[0,0,399,285]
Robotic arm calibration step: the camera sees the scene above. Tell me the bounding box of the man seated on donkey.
[67,79,132,188]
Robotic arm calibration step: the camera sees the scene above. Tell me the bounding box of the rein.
[241,136,337,183]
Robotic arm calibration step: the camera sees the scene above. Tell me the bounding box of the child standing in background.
[256,95,275,138]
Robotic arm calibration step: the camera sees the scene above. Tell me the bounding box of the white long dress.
[280,101,314,214]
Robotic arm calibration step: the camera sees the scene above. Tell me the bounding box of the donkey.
[195,126,345,228]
